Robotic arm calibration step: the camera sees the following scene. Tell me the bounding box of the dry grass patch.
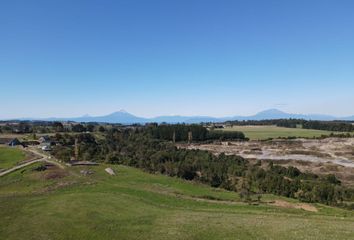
[269,200,318,212]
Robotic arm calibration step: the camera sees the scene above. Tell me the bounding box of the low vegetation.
[221,125,338,140]
[1,163,354,240]
[0,146,26,170]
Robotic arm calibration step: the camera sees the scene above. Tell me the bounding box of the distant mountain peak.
[253,109,289,119]
[109,110,133,116]
[257,109,286,115]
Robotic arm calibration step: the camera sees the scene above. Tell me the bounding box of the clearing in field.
[222,125,336,140]
[1,163,354,240]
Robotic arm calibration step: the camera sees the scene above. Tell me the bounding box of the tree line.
[147,124,246,142]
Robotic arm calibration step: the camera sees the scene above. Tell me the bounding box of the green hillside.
[1,163,353,240]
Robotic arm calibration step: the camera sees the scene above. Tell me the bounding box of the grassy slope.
[0,146,26,170]
[1,163,354,240]
[222,125,335,140]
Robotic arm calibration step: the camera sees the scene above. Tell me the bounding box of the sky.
[1,0,354,118]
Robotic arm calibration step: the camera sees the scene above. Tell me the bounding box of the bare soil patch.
[269,200,318,212]
[181,138,354,168]
[41,164,68,180]
[180,138,354,186]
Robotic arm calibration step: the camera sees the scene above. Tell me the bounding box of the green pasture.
[222,125,337,140]
[0,163,353,240]
[0,146,26,170]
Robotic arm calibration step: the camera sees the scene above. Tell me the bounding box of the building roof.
[39,136,50,142]
[8,138,23,146]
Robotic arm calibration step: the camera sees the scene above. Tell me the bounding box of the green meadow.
[222,125,336,140]
[1,162,353,240]
[0,146,26,170]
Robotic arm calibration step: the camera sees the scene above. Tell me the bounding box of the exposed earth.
[180,138,354,186]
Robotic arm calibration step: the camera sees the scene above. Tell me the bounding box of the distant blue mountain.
[342,115,354,121]
[243,109,337,121]
[149,115,193,123]
[44,110,146,124]
[9,109,354,124]
[77,110,146,124]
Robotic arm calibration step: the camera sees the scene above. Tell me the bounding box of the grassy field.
[0,146,26,170]
[1,163,354,240]
[222,125,336,140]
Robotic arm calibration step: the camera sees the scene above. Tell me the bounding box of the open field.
[222,125,338,140]
[0,146,26,170]
[1,162,354,240]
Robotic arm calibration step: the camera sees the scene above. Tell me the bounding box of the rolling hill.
[1,162,353,239]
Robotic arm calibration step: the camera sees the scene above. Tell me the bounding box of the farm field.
[222,125,337,140]
[1,163,354,240]
[0,146,26,170]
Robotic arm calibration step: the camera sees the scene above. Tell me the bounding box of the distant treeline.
[51,128,354,209]
[302,121,354,132]
[1,119,353,135]
[226,119,354,132]
[147,124,246,142]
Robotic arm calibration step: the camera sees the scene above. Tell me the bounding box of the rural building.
[41,145,52,151]
[41,142,52,151]
[38,136,50,143]
[8,138,23,147]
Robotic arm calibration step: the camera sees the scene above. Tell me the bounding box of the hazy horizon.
[1,0,354,119]
[2,108,354,121]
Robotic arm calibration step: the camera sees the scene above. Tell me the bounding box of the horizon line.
[1,108,354,121]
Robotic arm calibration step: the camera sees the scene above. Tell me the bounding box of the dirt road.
[0,147,64,177]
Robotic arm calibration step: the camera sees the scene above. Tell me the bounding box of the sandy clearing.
[181,138,354,168]
[269,200,318,212]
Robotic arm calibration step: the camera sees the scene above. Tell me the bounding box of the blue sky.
[1,0,354,118]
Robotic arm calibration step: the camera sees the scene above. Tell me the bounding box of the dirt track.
[0,147,64,177]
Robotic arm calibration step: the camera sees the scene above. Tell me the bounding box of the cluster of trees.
[52,133,104,162]
[248,163,347,205]
[0,121,109,134]
[274,119,301,128]
[0,122,34,133]
[147,124,246,142]
[52,127,354,208]
[302,121,354,132]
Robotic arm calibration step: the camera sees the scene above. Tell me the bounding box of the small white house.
[41,144,52,151]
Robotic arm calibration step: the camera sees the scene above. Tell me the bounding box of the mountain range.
[15,109,354,124]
